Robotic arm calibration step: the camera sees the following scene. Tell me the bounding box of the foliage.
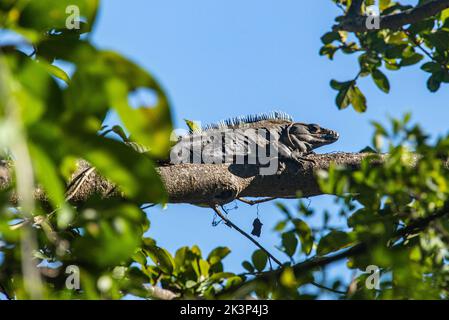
[322,0,449,112]
[0,0,174,299]
[217,116,449,299]
[1,0,449,300]
[316,115,449,299]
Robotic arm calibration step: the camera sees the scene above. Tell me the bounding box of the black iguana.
[66,112,338,208]
[169,111,339,174]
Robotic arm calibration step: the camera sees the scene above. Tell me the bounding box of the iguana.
[169,111,339,174]
[66,112,339,244]
[96,111,339,174]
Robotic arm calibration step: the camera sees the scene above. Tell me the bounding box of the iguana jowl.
[169,111,339,172]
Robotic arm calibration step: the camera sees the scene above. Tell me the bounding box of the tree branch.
[219,203,449,298]
[335,0,449,32]
[212,205,283,267]
[0,153,382,206]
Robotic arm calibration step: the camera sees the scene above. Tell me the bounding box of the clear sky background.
[91,0,449,297]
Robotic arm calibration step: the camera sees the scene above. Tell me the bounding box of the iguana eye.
[308,124,320,133]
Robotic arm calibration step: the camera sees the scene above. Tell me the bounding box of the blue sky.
[90,0,449,297]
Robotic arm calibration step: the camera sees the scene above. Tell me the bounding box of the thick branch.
[0,153,380,206]
[335,0,449,32]
[154,153,383,204]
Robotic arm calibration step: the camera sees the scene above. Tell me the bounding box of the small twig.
[99,128,113,137]
[10,218,30,230]
[212,205,283,267]
[0,282,12,300]
[335,2,347,13]
[65,167,96,201]
[141,203,157,210]
[310,281,347,295]
[402,28,436,63]
[105,185,117,197]
[238,197,277,205]
[221,205,449,297]
[347,271,358,296]
[65,166,92,192]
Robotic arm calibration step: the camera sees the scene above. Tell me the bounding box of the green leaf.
[66,133,166,203]
[5,52,64,123]
[425,31,449,52]
[207,247,231,265]
[379,0,392,11]
[185,280,197,289]
[251,250,268,272]
[111,125,129,141]
[335,82,353,110]
[174,246,189,271]
[225,276,243,290]
[132,250,147,266]
[400,53,423,67]
[330,79,348,90]
[317,231,354,256]
[321,32,341,45]
[73,219,141,268]
[441,8,449,23]
[275,202,292,218]
[273,220,287,232]
[60,47,173,157]
[421,62,441,73]
[28,142,74,228]
[198,259,210,278]
[385,45,407,59]
[359,146,377,153]
[191,245,202,257]
[42,63,71,85]
[145,245,175,274]
[208,272,235,283]
[372,69,390,93]
[184,119,201,134]
[28,142,65,207]
[427,73,442,92]
[102,53,173,158]
[292,219,314,255]
[282,232,298,257]
[242,261,255,273]
[350,85,367,113]
[280,267,296,288]
[332,78,368,112]
[319,45,339,60]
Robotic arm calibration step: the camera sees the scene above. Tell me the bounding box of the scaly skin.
[169,114,339,166]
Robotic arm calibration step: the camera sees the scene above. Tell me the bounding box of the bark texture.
[335,0,449,32]
[0,153,381,206]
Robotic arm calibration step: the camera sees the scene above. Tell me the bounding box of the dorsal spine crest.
[199,111,293,132]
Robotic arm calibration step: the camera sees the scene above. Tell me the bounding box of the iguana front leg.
[277,144,316,172]
[290,149,317,165]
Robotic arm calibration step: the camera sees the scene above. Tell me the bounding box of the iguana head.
[284,122,339,152]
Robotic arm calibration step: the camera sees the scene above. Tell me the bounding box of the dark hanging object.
[251,218,263,237]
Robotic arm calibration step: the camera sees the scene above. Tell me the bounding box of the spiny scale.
[200,111,293,132]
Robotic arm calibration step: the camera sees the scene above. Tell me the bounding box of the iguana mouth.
[322,130,339,141]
